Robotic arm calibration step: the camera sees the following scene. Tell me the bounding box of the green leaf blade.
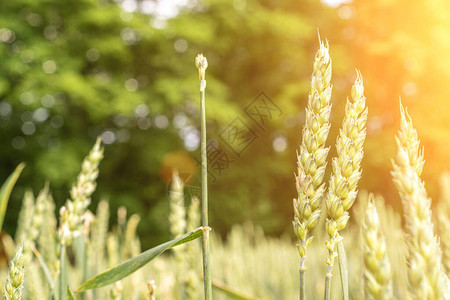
[76,226,204,292]
[68,287,76,300]
[0,163,25,231]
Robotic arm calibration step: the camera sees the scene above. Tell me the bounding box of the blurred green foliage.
[1,0,449,249]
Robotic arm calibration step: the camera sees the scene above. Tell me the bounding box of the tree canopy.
[1,0,450,248]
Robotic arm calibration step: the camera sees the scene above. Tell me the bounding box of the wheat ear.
[3,245,24,300]
[169,171,187,299]
[293,37,332,299]
[324,71,367,299]
[362,195,394,300]
[58,137,104,246]
[391,102,447,299]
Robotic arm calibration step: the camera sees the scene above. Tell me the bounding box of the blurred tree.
[0,0,348,248]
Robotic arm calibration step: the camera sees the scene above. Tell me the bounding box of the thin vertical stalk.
[80,233,88,300]
[337,241,349,300]
[299,257,305,300]
[59,244,66,300]
[324,260,332,300]
[196,53,212,300]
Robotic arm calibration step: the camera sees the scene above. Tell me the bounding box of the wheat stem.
[186,197,201,300]
[59,244,66,300]
[337,241,349,299]
[293,37,333,300]
[196,53,212,300]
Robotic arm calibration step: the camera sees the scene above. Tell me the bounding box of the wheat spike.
[325,70,368,278]
[58,137,104,246]
[293,38,333,272]
[362,195,394,300]
[3,245,24,300]
[391,102,447,299]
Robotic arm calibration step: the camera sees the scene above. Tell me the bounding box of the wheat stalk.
[362,194,394,300]
[391,102,447,299]
[324,71,367,299]
[196,53,212,300]
[57,137,103,300]
[293,37,332,299]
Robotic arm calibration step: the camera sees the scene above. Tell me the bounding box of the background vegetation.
[1,0,450,250]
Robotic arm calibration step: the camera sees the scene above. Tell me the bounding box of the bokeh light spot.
[0,28,15,43]
[125,78,139,91]
[101,130,116,144]
[33,108,49,122]
[50,115,64,128]
[174,39,188,53]
[273,135,287,152]
[86,48,100,62]
[135,104,149,118]
[121,27,139,45]
[11,136,25,150]
[173,113,188,129]
[338,5,353,19]
[43,26,58,40]
[154,115,169,129]
[0,102,12,116]
[21,121,36,135]
[41,94,55,108]
[20,92,34,105]
[43,60,57,74]
[137,117,151,130]
[402,82,417,96]
[26,13,43,27]
[20,111,33,122]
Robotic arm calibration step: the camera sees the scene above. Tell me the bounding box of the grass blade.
[0,163,25,231]
[211,279,265,300]
[77,227,205,292]
[31,245,54,288]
